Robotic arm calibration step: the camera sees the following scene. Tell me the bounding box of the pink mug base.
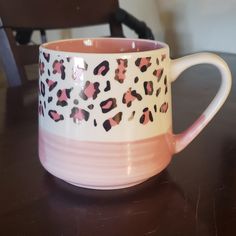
[39,128,174,190]
[65,179,147,190]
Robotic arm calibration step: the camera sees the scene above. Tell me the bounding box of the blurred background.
[31,0,236,55]
[0,0,236,87]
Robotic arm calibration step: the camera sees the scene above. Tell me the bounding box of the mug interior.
[42,38,166,54]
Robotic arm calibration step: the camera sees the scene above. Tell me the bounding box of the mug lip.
[39,37,169,56]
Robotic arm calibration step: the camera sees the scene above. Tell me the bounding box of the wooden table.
[0,53,235,236]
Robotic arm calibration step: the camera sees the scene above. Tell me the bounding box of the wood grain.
[0,53,235,236]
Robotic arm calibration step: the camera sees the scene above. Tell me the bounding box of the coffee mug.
[38,38,231,189]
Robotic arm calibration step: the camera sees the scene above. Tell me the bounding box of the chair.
[0,0,123,87]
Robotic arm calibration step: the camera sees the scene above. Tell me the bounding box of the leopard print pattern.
[39,52,169,132]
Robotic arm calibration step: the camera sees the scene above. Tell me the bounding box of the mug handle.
[170,53,232,153]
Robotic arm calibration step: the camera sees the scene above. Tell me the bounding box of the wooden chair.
[0,0,123,87]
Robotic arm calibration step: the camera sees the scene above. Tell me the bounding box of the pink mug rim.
[40,37,169,56]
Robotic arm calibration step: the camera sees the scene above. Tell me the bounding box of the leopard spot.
[48,110,64,122]
[104,81,111,92]
[100,98,117,113]
[165,86,168,94]
[153,68,164,82]
[80,81,100,100]
[46,79,57,91]
[94,60,109,76]
[103,112,122,132]
[88,104,94,110]
[128,111,136,121]
[144,81,154,95]
[161,54,166,61]
[122,88,142,107]
[40,81,45,97]
[56,88,73,107]
[140,108,153,125]
[48,96,53,103]
[160,102,168,113]
[135,57,152,72]
[70,107,90,123]
[94,119,97,127]
[164,76,167,85]
[39,60,44,76]
[38,101,44,116]
[74,99,79,105]
[43,52,50,62]
[52,59,65,80]
[156,87,161,97]
[114,59,128,83]
[154,104,157,112]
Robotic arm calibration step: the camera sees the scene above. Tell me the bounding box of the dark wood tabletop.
[0,53,235,236]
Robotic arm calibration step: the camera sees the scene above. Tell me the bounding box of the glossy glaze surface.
[39,38,174,188]
[43,38,164,53]
[39,127,174,189]
[39,38,171,142]
[38,39,231,189]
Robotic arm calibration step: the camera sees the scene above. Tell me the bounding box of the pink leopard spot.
[54,62,61,73]
[122,88,142,107]
[56,88,72,107]
[48,110,64,122]
[102,100,113,110]
[84,83,96,98]
[114,59,128,83]
[135,57,152,72]
[97,65,106,75]
[80,81,100,100]
[140,108,153,125]
[70,107,90,123]
[100,98,117,113]
[153,68,164,81]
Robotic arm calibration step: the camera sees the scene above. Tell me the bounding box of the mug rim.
[40,37,169,56]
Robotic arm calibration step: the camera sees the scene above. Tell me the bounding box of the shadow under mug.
[38,38,231,189]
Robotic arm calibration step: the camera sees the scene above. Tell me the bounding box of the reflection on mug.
[44,171,208,235]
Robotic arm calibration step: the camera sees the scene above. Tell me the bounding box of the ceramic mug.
[38,38,231,189]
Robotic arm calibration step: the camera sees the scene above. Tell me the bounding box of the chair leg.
[0,28,22,87]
